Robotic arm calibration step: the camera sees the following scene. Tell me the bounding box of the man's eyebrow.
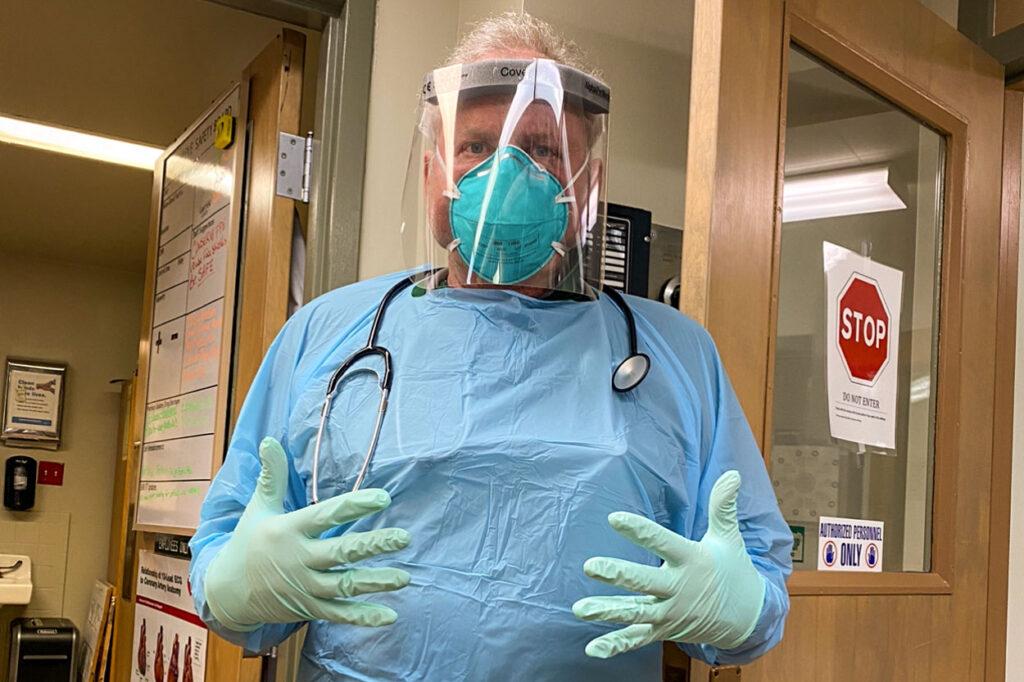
[455,125,499,139]
[513,127,559,140]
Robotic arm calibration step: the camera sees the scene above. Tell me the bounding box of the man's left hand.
[573,470,766,658]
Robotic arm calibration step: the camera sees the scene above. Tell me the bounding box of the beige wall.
[525,0,691,229]
[0,253,142,634]
[357,0,459,280]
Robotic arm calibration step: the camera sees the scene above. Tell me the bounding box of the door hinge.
[710,666,741,681]
[277,131,315,203]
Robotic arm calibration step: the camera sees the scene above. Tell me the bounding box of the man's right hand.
[204,437,411,632]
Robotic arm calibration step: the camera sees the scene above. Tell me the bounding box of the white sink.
[0,555,32,605]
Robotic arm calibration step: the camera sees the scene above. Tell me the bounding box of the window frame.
[766,14,967,596]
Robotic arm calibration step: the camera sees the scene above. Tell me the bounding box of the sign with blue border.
[817,515,884,572]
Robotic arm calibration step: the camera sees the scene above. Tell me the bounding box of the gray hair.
[446,11,599,77]
[421,12,605,147]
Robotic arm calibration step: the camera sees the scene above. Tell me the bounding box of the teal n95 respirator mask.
[400,58,611,297]
[447,144,593,285]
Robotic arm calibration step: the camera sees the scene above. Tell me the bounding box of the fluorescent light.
[0,114,162,170]
[783,166,906,223]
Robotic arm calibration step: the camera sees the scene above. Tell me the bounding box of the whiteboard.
[136,85,244,532]
[140,436,215,481]
[136,481,212,529]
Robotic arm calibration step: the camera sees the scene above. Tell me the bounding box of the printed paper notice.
[823,242,903,449]
[132,551,206,682]
[817,515,884,572]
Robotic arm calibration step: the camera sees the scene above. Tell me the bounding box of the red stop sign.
[837,274,890,384]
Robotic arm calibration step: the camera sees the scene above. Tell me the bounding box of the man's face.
[423,89,600,293]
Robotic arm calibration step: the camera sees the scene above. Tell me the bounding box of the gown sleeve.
[188,306,314,653]
[676,329,793,666]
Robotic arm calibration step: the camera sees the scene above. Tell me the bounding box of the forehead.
[446,93,590,137]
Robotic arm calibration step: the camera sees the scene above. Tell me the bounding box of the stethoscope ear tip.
[612,353,650,393]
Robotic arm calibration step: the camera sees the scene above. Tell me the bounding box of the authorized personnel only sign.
[823,242,903,449]
[817,515,884,572]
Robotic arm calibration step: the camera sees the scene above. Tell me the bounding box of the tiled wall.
[0,510,71,680]
[0,510,71,616]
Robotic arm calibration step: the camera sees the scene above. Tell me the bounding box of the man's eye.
[532,145,554,158]
[466,142,488,155]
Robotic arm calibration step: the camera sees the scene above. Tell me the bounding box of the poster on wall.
[2,359,66,448]
[823,242,904,449]
[131,550,206,682]
[136,84,243,531]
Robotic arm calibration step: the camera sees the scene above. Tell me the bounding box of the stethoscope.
[309,269,651,503]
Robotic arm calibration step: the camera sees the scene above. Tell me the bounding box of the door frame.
[681,0,1007,678]
[988,86,1022,682]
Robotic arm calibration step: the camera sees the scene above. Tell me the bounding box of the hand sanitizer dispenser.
[4,456,36,511]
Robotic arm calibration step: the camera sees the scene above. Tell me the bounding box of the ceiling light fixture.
[783,165,907,223]
[0,114,162,170]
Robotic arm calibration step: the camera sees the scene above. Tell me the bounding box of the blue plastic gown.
[190,269,792,681]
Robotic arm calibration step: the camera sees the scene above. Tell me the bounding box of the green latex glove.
[573,471,766,658]
[204,437,411,632]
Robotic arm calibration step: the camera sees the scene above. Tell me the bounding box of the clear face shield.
[400,58,611,298]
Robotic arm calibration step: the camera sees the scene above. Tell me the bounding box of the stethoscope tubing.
[309,269,645,504]
[310,272,429,503]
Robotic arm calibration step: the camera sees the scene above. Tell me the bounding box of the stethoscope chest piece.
[612,353,650,393]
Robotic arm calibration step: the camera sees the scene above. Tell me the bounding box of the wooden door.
[205,26,306,682]
[204,23,305,679]
[111,28,306,682]
[680,1,1008,679]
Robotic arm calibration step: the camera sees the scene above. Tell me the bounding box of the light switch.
[37,461,64,486]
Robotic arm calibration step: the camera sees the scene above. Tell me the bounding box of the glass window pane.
[771,46,943,573]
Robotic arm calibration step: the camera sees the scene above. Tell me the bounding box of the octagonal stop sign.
[837,274,890,384]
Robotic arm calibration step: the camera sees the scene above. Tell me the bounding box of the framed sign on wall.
[2,358,67,449]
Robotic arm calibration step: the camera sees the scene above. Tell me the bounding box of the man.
[190,12,792,680]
